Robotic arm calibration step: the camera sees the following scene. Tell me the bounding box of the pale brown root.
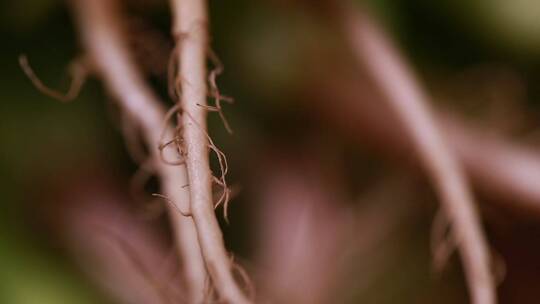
[19,54,87,102]
[202,255,256,303]
[170,102,232,220]
[341,7,495,304]
[175,67,232,222]
[181,109,232,219]
[170,0,252,302]
[70,0,207,302]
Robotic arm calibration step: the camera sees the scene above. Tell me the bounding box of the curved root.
[19,54,88,102]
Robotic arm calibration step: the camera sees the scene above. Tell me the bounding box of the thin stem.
[70,0,207,302]
[341,7,495,304]
[170,0,251,303]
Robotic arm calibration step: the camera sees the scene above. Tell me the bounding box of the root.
[182,110,232,222]
[19,54,87,102]
[168,27,234,221]
[168,42,232,220]
[71,0,207,301]
[340,6,496,304]
[171,33,234,135]
[170,0,251,301]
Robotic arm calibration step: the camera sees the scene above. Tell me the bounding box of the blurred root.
[339,6,495,304]
[19,54,88,102]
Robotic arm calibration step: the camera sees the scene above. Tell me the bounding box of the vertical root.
[71,0,208,301]
[170,0,252,302]
[340,6,496,304]
[181,110,232,222]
